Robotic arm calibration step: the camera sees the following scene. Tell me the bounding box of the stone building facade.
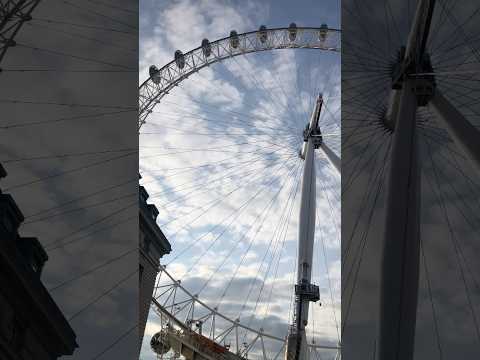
[139,183,171,352]
[0,164,77,359]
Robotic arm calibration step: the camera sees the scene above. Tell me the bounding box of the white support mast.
[285,94,340,360]
[379,76,421,360]
[428,89,480,174]
[378,1,438,359]
[321,142,340,174]
[379,0,436,358]
[379,1,480,358]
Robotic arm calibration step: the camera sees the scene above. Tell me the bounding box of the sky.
[138,0,341,359]
[0,1,138,358]
[2,1,478,359]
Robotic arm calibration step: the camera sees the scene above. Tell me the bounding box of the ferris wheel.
[139,25,341,360]
[342,0,480,359]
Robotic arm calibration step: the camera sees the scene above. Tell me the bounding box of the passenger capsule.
[201,38,211,57]
[230,30,239,48]
[288,23,297,41]
[319,23,328,41]
[149,65,160,84]
[174,50,185,69]
[258,25,268,43]
[151,332,171,354]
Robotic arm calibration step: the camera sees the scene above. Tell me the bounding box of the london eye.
[139,11,341,360]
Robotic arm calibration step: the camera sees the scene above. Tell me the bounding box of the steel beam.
[288,95,326,360]
[297,138,316,289]
[293,137,316,360]
[403,0,436,64]
[429,89,480,174]
[378,79,421,360]
[378,2,436,359]
[385,0,436,127]
[320,143,340,173]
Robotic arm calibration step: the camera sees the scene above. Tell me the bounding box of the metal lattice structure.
[152,265,340,360]
[0,0,41,63]
[138,26,340,128]
[140,24,341,360]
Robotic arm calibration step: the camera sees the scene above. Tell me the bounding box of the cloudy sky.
[1,0,138,359]
[138,0,341,359]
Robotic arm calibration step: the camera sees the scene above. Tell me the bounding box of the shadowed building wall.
[139,184,171,353]
[0,164,77,359]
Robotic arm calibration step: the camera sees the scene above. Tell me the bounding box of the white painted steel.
[139,27,341,129]
[156,265,340,352]
[297,138,316,288]
[378,79,421,360]
[429,89,480,174]
[320,143,340,174]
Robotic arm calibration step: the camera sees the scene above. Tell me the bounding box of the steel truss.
[151,266,340,360]
[138,26,340,129]
[0,0,41,63]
